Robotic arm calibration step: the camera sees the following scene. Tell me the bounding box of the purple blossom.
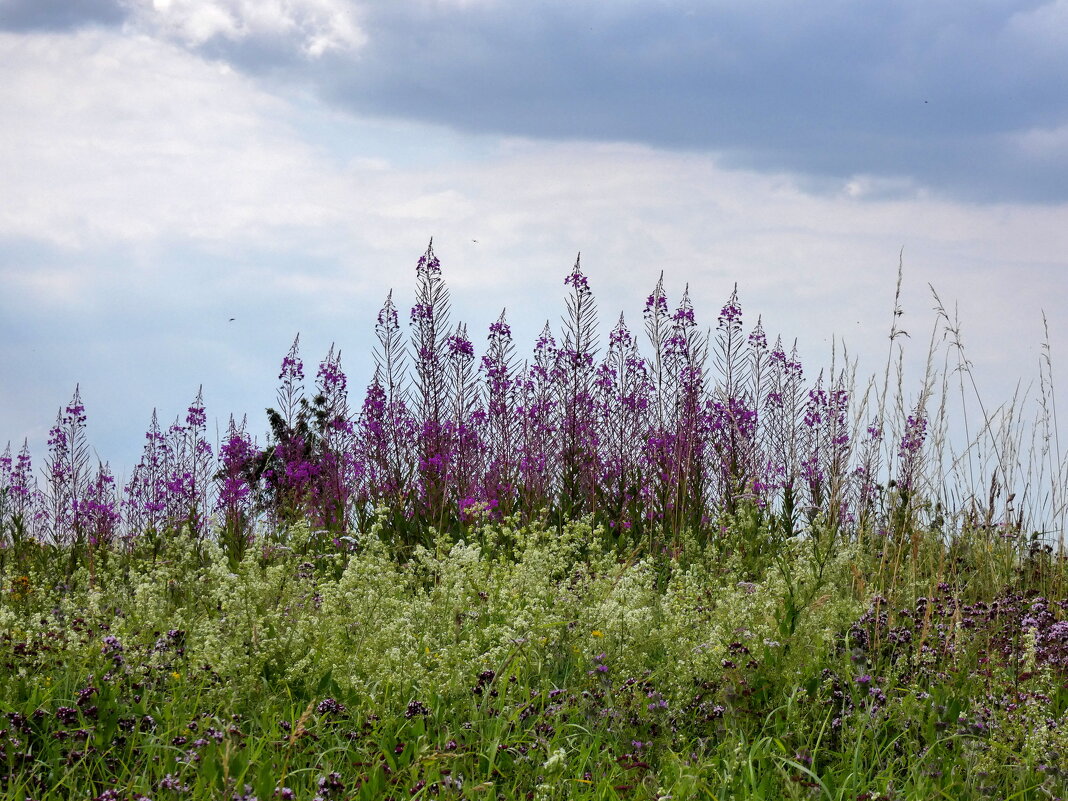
[896,410,928,492]
[447,329,474,360]
[83,462,120,547]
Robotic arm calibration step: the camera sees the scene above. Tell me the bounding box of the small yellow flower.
[171,671,182,680]
[10,575,31,600]
[591,630,604,638]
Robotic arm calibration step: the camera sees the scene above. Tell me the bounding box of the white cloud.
[127,0,366,55]
[1006,0,1068,55]
[1014,123,1068,162]
[842,174,924,201]
[0,29,356,248]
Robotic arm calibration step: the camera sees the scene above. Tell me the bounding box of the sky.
[2,0,1067,484]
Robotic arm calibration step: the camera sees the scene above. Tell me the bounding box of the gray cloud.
[8,1,1067,200]
[0,0,126,31]
[193,0,1068,203]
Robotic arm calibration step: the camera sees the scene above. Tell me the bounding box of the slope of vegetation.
[2,244,1066,799]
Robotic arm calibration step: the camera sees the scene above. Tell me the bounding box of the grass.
[1,508,1067,800]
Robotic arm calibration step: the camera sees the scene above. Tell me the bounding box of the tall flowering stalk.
[643,273,671,429]
[260,338,320,528]
[746,317,771,507]
[355,292,417,531]
[357,374,394,525]
[706,395,758,515]
[878,397,932,549]
[216,415,258,566]
[310,346,358,533]
[596,313,652,536]
[411,241,451,426]
[713,286,748,403]
[517,323,560,518]
[557,256,601,521]
[708,288,760,514]
[164,388,214,537]
[410,240,454,533]
[894,407,930,537]
[897,410,929,494]
[125,410,170,542]
[481,310,520,519]
[1,440,38,547]
[373,293,417,516]
[44,387,91,546]
[765,338,805,535]
[642,275,675,537]
[797,372,853,527]
[277,335,306,430]
[375,291,408,412]
[662,287,709,540]
[82,462,120,548]
[825,372,854,526]
[446,322,484,523]
[854,416,884,528]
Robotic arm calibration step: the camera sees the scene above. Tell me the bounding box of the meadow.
[1,243,1067,800]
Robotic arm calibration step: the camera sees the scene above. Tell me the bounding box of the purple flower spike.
[44,386,92,545]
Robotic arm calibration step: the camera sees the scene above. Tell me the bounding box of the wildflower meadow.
[2,242,1067,800]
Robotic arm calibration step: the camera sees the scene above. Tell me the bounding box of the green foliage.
[1,510,1066,800]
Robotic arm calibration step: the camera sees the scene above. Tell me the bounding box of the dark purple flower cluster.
[850,588,1068,681]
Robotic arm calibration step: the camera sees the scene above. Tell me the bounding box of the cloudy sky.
[2,0,1067,480]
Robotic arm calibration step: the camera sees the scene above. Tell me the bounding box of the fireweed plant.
[1,241,1067,800]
